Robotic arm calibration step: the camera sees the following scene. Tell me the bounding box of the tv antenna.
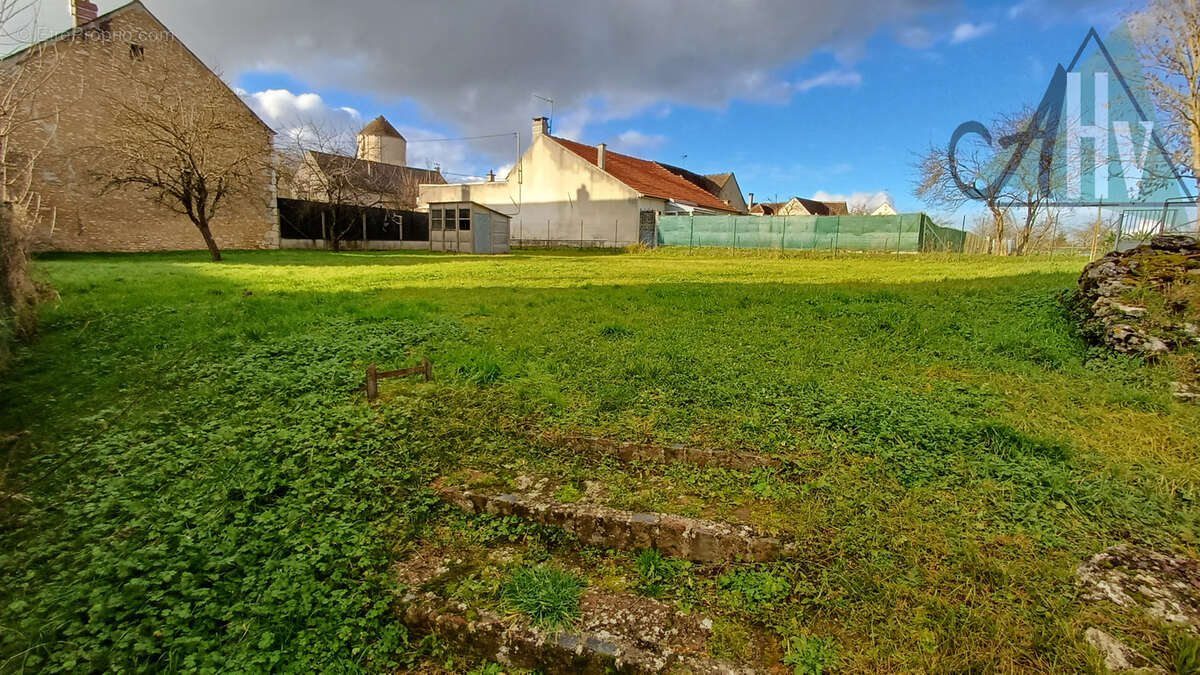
[532,93,554,132]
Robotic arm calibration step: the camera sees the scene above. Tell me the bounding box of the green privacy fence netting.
[655,213,969,253]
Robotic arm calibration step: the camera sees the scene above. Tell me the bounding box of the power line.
[407,132,518,144]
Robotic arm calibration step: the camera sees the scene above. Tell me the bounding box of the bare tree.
[94,58,267,262]
[0,0,65,341]
[914,133,1012,254]
[284,121,422,252]
[915,105,1084,255]
[1132,0,1200,194]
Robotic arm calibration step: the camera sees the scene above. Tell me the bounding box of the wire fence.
[654,213,974,253]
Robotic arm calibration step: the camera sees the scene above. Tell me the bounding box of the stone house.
[291,116,445,210]
[419,118,744,247]
[3,0,277,253]
[700,173,749,213]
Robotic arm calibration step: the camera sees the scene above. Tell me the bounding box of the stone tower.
[356,116,407,166]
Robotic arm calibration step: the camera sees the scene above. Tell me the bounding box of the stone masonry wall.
[7,5,277,253]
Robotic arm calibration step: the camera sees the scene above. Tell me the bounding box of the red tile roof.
[549,136,738,212]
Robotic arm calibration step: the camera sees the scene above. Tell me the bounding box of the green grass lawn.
[2,248,1198,672]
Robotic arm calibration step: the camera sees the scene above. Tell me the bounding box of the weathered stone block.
[437,487,787,563]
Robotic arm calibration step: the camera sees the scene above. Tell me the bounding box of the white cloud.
[613,130,667,153]
[949,22,995,44]
[812,190,895,212]
[66,0,948,150]
[895,25,937,49]
[239,88,361,146]
[1008,1,1033,19]
[793,69,863,93]
[240,88,499,176]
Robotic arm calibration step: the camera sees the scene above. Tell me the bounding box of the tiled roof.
[359,116,404,139]
[795,198,849,216]
[549,136,737,212]
[750,198,848,216]
[658,164,726,199]
[309,151,444,194]
[749,202,787,215]
[705,173,734,189]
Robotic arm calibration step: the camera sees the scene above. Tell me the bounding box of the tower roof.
[359,116,404,139]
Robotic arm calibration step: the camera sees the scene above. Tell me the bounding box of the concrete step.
[396,552,764,674]
[545,434,783,472]
[398,591,761,674]
[436,484,788,563]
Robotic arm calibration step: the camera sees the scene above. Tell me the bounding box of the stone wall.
[1075,234,1200,357]
[5,5,277,253]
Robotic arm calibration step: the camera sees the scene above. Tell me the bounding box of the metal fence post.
[690,214,695,249]
[897,216,903,254]
[782,218,788,251]
[834,216,840,256]
[732,216,738,249]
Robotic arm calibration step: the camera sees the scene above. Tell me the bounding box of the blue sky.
[43,0,1148,218]
[231,0,1133,215]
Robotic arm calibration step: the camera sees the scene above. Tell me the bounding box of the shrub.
[782,634,838,675]
[717,566,791,612]
[500,566,584,629]
[634,549,689,598]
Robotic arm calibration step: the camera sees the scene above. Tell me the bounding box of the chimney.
[71,0,99,26]
[532,117,549,137]
[487,171,495,183]
[748,192,755,209]
[597,143,606,171]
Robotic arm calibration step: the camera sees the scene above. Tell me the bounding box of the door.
[474,212,491,254]
[638,210,658,246]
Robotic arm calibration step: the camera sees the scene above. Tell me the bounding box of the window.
[445,206,456,231]
[431,208,443,230]
[459,208,471,231]
[129,43,144,60]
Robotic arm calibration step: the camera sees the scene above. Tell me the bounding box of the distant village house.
[419,117,746,247]
[747,196,850,217]
[291,116,445,210]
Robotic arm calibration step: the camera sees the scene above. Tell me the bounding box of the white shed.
[427,201,511,254]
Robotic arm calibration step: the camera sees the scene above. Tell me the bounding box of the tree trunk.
[195,219,223,262]
[1190,124,1199,204]
[329,215,341,253]
[991,207,1008,256]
